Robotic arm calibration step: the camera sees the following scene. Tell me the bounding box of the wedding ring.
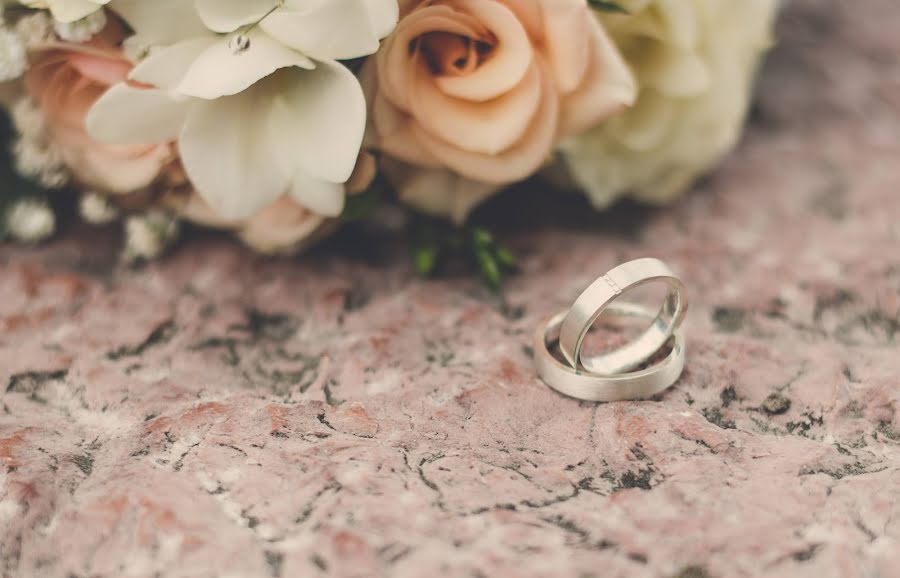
[535,302,685,402]
[558,258,688,375]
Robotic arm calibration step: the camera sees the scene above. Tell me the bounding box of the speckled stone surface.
[2,2,900,578]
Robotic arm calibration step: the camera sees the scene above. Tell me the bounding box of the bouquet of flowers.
[0,0,777,279]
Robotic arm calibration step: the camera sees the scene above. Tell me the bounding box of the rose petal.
[558,22,636,137]
[540,0,591,94]
[409,58,542,155]
[371,90,443,168]
[432,0,535,102]
[414,58,559,184]
[238,197,325,254]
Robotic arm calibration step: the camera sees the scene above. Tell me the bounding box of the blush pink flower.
[24,21,174,194]
[364,0,636,221]
[169,152,377,255]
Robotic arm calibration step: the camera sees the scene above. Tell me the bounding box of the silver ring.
[535,302,686,402]
[558,258,688,375]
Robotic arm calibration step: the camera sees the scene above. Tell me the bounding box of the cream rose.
[553,0,778,208]
[364,0,636,222]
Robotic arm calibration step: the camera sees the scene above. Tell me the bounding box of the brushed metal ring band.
[558,258,688,375]
[535,303,686,402]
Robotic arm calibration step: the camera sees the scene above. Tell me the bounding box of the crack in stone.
[264,550,284,578]
[5,369,69,403]
[216,443,248,457]
[799,461,887,480]
[792,543,822,562]
[107,319,176,360]
[378,543,413,566]
[294,481,342,525]
[786,411,825,437]
[172,440,202,472]
[315,411,376,439]
[671,565,712,578]
[71,453,93,476]
[540,514,616,552]
[189,310,324,399]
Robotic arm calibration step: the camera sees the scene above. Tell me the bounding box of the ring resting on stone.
[558,258,688,376]
[534,302,686,402]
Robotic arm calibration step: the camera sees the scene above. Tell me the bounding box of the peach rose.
[364,0,636,221]
[24,21,174,194]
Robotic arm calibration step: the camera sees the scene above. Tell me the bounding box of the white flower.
[10,97,70,188]
[53,8,106,42]
[0,24,26,82]
[17,0,110,23]
[554,0,778,208]
[79,191,119,224]
[5,198,56,243]
[87,0,398,220]
[13,12,55,49]
[122,210,179,263]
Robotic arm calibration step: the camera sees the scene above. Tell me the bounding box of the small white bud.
[122,211,180,263]
[14,13,54,48]
[13,137,69,189]
[11,98,45,135]
[122,36,150,63]
[5,198,56,244]
[0,25,26,82]
[79,192,119,225]
[53,10,107,43]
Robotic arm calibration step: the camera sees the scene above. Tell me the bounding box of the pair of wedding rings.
[534,258,689,402]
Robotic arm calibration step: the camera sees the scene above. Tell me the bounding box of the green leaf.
[467,226,518,292]
[587,0,629,14]
[409,216,443,278]
[413,243,440,277]
[474,247,502,292]
[494,247,518,270]
[406,213,519,290]
[470,227,494,249]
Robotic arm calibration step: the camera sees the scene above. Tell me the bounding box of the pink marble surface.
[2,1,900,577]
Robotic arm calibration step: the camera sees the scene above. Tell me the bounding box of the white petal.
[176,30,314,99]
[195,0,279,33]
[364,0,399,39]
[129,38,216,89]
[262,0,383,61]
[49,0,109,23]
[268,61,366,184]
[179,90,288,220]
[109,0,209,46]
[286,170,345,217]
[86,84,191,145]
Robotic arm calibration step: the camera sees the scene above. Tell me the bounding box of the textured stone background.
[2,1,899,577]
